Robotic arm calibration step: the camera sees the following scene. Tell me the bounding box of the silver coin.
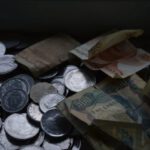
[4,113,39,140]
[0,78,28,98]
[0,42,6,56]
[20,145,44,150]
[14,74,34,94]
[0,143,5,150]
[51,77,64,85]
[39,94,65,113]
[56,137,74,150]
[52,82,65,95]
[30,82,57,103]
[0,55,15,63]
[64,69,96,92]
[43,139,61,150]
[39,70,58,80]
[63,65,79,76]
[0,62,18,75]
[1,89,28,113]
[27,103,43,122]
[0,127,20,150]
[72,137,82,150]
[33,132,45,146]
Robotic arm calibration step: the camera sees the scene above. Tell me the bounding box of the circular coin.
[0,62,18,75]
[27,103,43,122]
[20,145,44,150]
[52,82,65,95]
[39,70,58,80]
[0,42,6,56]
[0,78,28,98]
[30,82,57,103]
[63,65,79,76]
[39,94,65,113]
[64,69,96,92]
[41,108,72,137]
[33,132,45,146]
[4,113,39,140]
[1,89,28,113]
[14,74,34,94]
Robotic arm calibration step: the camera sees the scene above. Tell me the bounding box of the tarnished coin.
[52,82,65,95]
[20,145,44,150]
[0,62,18,75]
[0,42,6,56]
[56,137,74,149]
[0,127,20,150]
[27,103,43,122]
[0,78,28,98]
[64,69,96,92]
[30,82,57,103]
[1,89,28,113]
[43,139,61,150]
[39,94,65,113]
[41,108,72,137]
[14,74,34,94]
[4,113,39,140]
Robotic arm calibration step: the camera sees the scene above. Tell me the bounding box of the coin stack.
[0,60,96,149]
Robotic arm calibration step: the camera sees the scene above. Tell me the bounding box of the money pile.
[0,42,18,75]
[0,31,149,150]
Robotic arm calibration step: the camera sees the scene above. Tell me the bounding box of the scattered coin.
[0,42,6,56]
[27,103,43,122]
[63,65,79,76]
[0,78,28,98]
[0,55,15,63]
[14,74,34,94]
[64,69,96,92]
[72,137,82,150]
[51,77,65,85]
[4,113,39,140]
[0,127,20,150]
[33,132,45,146]
[41,108,72,137]
[30,82,57,103]
[20,145,44,150]
[39,70,58,80]
[39,94,65,113]
[0,62,18,75]
[52,82,66,95]
[1,89,28,113]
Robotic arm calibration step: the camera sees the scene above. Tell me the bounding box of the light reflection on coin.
[0,62,18,75]
[4,113,39,140]
[64,69,96,92]
[39,94,65,113]
[52,82,65,95]
[30,82,57,103]
[27,103,43,122]
[0,42,6,56]
[20,145,44,150]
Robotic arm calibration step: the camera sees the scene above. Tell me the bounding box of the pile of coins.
[0,42,18,75]
[0,62,96,149]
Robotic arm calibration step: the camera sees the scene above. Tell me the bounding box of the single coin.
[56,137,74,149]
[41,108,72,137]
[0,62,18,75]
[43,139,61,150]
[20,145,44,150]
[51,77,64,85]
[52,82,65,95]
[64,69,96,92]
[27,103,43,122]
[63,65,79,76]
[33,132,45,146]
[39,70,58,80]
[14,74,34,94]
[0,127,20,150]
[39,94,65,113]
[0,42,6,56]
[0,78,28,98]
[0,55,15,63]
[4,113,39,140]
[30,82,57,103]
[1,89,28,113]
